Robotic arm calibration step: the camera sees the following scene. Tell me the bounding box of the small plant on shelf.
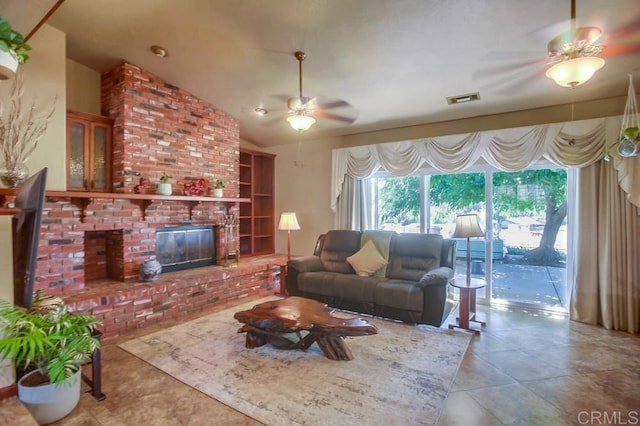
[160,172,172,183]
[157,172,172,195]
[208,177,225,189]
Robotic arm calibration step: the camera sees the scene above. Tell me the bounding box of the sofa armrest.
[285,256,325,296]
[417,266,455,326]
[418,266,454,287]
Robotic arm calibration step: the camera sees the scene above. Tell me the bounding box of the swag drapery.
[332,116,640,333]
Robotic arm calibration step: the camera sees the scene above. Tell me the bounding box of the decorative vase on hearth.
[0,162,28,187]
[140,259,162,282]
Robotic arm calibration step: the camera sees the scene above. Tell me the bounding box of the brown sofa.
[285,230,456,327]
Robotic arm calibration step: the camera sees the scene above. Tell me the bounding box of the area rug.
[118,298,471,425]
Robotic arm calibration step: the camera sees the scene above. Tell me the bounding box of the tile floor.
[8,294,640,425]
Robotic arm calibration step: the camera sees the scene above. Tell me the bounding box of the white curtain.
[571,160,640,333]
[332,117,640,212]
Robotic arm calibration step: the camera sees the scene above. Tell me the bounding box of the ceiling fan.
[544,0,605,87]
[284,51,357,132]
[473,0,640,93]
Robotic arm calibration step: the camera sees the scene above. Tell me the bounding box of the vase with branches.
[0,72,56,187]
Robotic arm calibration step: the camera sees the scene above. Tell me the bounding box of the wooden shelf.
[239,148,275,256]
[0,189,250,222]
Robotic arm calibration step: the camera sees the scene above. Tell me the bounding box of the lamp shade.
[286,113,316,131]
[278,212,300,231]
[452,214,484,238]
[545,56,605,88]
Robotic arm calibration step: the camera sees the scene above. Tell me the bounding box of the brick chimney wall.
[33,62,244,294]
[101,61,239,195]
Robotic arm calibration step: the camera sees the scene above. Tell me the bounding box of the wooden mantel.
[0,189,250,221]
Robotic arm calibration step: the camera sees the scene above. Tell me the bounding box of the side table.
[448,278,486,335]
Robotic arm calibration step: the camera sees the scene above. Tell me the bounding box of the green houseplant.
[157,171,172,195]
[0,291,101,424]
[0,18,31,80]
[208,177,225,197]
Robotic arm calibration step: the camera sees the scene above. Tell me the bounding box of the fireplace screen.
[156,225,217,272]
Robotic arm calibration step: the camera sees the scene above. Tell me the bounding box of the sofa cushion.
[346,240,388,277]
[387,233,443,281]
[332,274,385,303]
[374,280,423,312]
[319,230,361,274]
[297,271,338,296]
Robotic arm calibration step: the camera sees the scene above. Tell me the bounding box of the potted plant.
[157,171,172,195]
[209,177,225,197]
[0,18,31,80]
[605,126,639,160]
[0,291,101,424]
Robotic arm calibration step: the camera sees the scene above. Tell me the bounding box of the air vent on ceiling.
[446,92,480,105]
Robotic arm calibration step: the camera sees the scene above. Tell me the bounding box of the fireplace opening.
[85,230,124,282]
[156,225,217,272]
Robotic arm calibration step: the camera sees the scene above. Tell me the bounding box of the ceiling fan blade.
[313,109,358,124]
[472,55,547,82]
[316,99,351,110]
[478,65,546,95]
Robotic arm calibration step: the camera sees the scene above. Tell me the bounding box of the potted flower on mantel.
[209,177,225,197]
[0,291,101,424]
[157,171,172,195]
[0,18,31,80]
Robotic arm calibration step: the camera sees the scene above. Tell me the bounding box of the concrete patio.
[455,260,568,310]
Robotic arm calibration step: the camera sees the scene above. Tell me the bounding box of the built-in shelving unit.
[239,148,276,256]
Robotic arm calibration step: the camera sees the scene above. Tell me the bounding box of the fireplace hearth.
[156,225,218,272]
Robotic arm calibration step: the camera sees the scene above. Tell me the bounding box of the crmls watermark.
[578,411,639,425]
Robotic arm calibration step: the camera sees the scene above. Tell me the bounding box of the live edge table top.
[234,296,378,360]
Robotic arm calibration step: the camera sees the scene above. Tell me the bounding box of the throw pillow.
[346,240,388,277]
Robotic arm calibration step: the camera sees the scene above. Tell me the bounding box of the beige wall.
[0,24,66,302]
[66,59,101,115]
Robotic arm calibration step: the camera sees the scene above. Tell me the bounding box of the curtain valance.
[331,117,640,212]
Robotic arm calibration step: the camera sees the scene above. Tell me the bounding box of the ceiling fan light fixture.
[545,56,605,88]
[287,112,316,131]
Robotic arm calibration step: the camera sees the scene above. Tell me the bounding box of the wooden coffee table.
[234,296,378,361]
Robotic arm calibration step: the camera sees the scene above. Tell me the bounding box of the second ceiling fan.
[285,51,357,131]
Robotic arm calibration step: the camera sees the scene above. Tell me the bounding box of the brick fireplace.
[26,62,279,339]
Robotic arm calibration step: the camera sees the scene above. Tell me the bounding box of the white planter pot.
[156,183,172,195]
[212,188,223,197]
[0,49,19,80]
[18,369,81,425]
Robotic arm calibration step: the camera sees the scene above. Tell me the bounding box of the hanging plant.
[605,75,639,161]
[0,18,31,64]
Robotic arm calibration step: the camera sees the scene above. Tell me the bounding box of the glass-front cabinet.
[66,110,113,192]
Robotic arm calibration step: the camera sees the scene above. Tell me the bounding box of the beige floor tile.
[466,383,567,425]
[451,352,515,391]
[438,391,503,426]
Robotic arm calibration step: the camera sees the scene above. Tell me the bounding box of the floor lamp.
[452,214,485,286]
[278,212,300,259]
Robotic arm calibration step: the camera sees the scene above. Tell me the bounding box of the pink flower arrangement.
[183,177,208,196]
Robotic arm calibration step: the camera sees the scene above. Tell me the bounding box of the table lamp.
[452,214,485,286]
[278,212,300,259]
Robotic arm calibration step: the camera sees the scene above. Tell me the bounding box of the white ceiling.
[38,0,640,147]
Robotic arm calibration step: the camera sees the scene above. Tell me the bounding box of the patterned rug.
[118,298,471,426]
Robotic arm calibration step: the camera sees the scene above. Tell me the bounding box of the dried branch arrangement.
[0,72,56,168]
